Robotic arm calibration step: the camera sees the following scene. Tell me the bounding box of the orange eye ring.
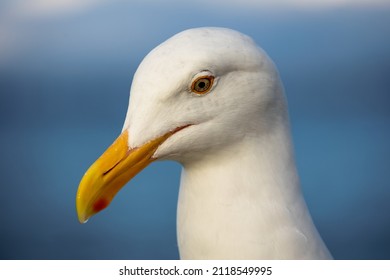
[191,75,214,95]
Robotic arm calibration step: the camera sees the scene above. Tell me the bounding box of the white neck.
[176,121,332,259]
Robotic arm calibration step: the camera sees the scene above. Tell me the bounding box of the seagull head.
[76,27,285,223]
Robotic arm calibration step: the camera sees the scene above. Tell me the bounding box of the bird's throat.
[176,131,331,259]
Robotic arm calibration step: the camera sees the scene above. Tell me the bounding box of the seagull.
[76,27,332,259]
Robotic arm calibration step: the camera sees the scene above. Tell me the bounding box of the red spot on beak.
[93,198,109,213]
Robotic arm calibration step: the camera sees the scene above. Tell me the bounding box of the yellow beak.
[76,127,187,223]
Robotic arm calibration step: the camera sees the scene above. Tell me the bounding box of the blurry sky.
[0,0,389,259]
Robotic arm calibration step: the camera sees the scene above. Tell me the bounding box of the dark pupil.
[198,81,206,89]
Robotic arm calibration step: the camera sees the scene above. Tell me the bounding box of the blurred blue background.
[0,0,389,259]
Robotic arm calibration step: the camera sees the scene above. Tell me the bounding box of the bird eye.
[191,75,214,95]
